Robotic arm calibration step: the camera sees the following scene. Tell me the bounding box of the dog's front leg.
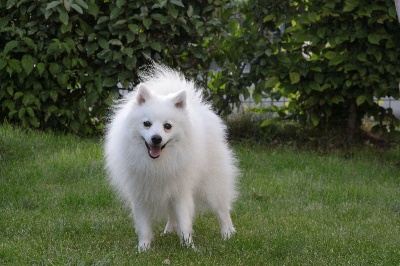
[173,192,195,248]
[133,206,153,252]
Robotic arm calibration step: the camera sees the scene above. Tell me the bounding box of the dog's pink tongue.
[150,145,162,158]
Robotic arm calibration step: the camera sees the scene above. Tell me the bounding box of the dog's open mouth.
[144,140,168,159]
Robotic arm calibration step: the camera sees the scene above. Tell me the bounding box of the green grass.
[1,125,399,265]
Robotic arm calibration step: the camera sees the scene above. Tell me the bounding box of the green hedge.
[0,0,225,135]
[275,0,400,140]
[2,0,398,139]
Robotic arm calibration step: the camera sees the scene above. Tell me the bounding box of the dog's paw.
[160,231,172,236]
[137,242,151,252]
[161,227,175,236]
[221,227,236,240]
[180,239,197,251]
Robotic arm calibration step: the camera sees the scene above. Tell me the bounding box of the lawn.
[0,125,399,265]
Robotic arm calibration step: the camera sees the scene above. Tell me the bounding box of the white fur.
[104,64,238,252]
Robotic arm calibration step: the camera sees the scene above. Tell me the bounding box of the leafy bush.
[266,0,400,142]
[2,0,399,141]
[204,0,289,116]
[211,0,400,143]
[0,0,225,134]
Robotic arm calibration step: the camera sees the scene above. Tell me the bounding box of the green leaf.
[115,19,126,25]
[97,16,109,24]
[356,95,366,106]
[87,1,99,17]
[57,74,68,87]
[116,0,126,8]
[45,9,53,19]
[290,72,301,84]
[22,37,38,52]
[9,59,22,73]
[139,33,146,43]
[170,0,184,7]
[37,63,45,76]
[278,56,292,68]
[46,1,61,10]
[151,13,168,23]
[388,6,397,19]
[187,5,193,17]
[23,93,35,106]
[59,11,69,25]
[97,49,112,61]
[343,0,359,12]
[374,52,382,62]
[29,117,40,128]
[110,6,122,20]
[128,24,140,34]
[168,6,179,18]
[103,77,117,87]
[263,14,275,22]
[4,40,19,54]
[0,16,10,28]
[80,20,93,34]
[311,113,319,126]
[85,43,98,55]
[143,18,152,29]
[357,53,367,62]
[14,92,24,100]
[49,63,60,76]
[21,54,35,75]
[0,58,7,69]
[331,95,344,104]
[98,38,109,49]
[109,39,123,46]
[252,91,262,104]
[27,107,35,117]
[7,86,13,96]
[150,42,162,52]
[6,0,15,9]
[307,12,318,22]
[125,55,137,70]
[329,55,343,66]
[50,90,58,102]
[368,33,381,45]
[64,0,72,11]
[324,51,337,60]
[265,76,279,88]
[75,0,89,9]
[71,4,83,14]
[18,108,26,120]
[309,81,321,91]
[122,47,133,56]
[261,117,281,127]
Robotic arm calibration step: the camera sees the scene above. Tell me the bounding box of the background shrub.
[1,0,399,141]
[0,0,226,135]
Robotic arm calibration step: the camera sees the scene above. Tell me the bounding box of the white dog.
[104,64,239,251]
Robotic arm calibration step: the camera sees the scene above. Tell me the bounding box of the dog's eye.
[164,123,172,130]
[143,121,152,127]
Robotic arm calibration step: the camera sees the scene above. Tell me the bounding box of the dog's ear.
[137,84,151,105]
[172,90,186,109]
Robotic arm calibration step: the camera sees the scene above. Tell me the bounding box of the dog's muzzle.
[143,135,168,159]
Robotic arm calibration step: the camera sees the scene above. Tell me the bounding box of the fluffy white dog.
[104,64,239,251]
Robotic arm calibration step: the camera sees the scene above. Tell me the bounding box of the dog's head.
[134,84,187,159]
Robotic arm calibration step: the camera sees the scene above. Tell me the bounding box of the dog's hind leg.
[203,190,236,239]
[217,209,235,239]
[162,209,177,235]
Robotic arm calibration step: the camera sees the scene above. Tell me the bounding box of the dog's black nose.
[151,135,162,145]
